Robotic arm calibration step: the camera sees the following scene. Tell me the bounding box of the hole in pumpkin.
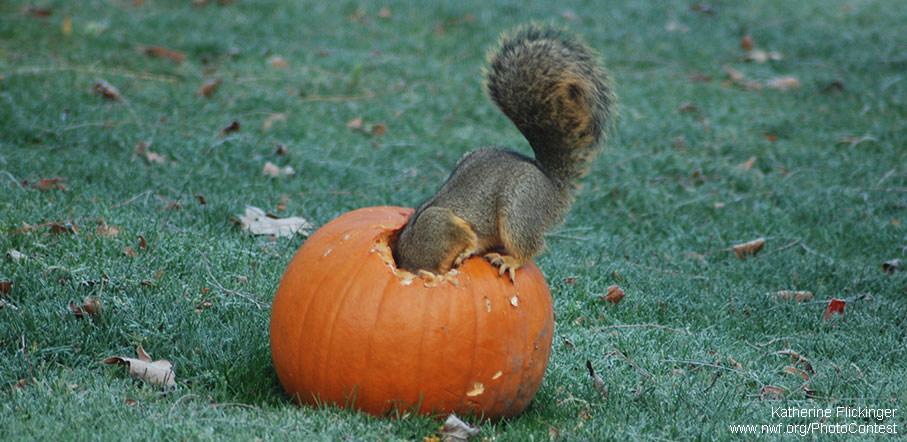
[372,228,462,287]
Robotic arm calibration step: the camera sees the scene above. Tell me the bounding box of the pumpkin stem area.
[373,228,463,288]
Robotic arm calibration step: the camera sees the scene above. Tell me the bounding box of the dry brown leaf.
[50,222,77,234]
[599,285,625,304]
[141,45,186,64]
[103,346,176,389]
[738,156,756,171]
[766,76,800,91]
[767,290,813,302]
[237,206,312,237]
[195,78,222,98]
[732,237,765,260]
[776,349,815,374]
[193,194,207,205]
[440,414,479,442]
[137,235,147,249]
[218,120,240,137]
[133,141,166,165]
[268,56,289,68]
[93,80,123,101]
[585,360,608,400]
[760,385,784,400]
[24,6,52,18]
[262,161,295,178]
[370,123,388,138]
[0,281,11,295]
[69,296,103,320]
[562,335,576,350]
[378,6,391,18]
[95,221,120,238]
[782,366,810,381]
[740,35,754,51]
[262,113,286,131]
[346,117,364,130]
[882,259,901,273]
[275,143,289,155]
[123,247,137,257]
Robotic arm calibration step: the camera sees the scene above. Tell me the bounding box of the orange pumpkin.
[270,206,554,420]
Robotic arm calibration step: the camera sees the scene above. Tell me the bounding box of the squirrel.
[393,25,616,282]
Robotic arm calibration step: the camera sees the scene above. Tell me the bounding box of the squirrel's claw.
[484,252,518,283]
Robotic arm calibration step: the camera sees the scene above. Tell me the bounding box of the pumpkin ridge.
[319,243,376,406]
[361,268,402,413]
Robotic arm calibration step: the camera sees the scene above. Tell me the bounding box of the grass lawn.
[2,0,905,440]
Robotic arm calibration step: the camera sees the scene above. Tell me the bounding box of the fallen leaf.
[195,78,222,98]
[262,161,295,178]
[760,385,784,401]
[236,206,313,237]
[218,120,240,137]
[93,80,123,101]
[274,143,289,155]
[564,276,577,285]
[193,194,206,205]
[782,366,810,381]
[823,298,846,321]
[7,249,25,262]
[0,281,11,295]
[740,35,754,51]
[440,414,479,442]
[123,247,137,257]
[69,296,102,320]
[370,123,388,138]
[600,285,625,304]
[346,117,364,130]
[767,290,813,302]
[103,346,176,389]
[133,141,166,165]
[50,222,77,235]
[262,113,286,131]
[882,259,901,273]
[738,156,757,171]
[137,235,147,249]
[562,335,576,350]
[268,56,289,68]
[37,176,67,191]
[763,134,777,142]
[377,6,391,18]
[727,357,743,370]
[95,221,120,238]
[140,45,186,64]
[775,349,815,374]
[585,360,608,400]
[13,379,27,391]
[766,76,800,91]
[732,237,765,260]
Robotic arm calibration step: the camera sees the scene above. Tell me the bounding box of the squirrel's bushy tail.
[485,25,615,188]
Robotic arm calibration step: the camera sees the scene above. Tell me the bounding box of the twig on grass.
[110,190,153,209]
[199,251,266,310]
[600,323,693,335]
[593,329,654,379]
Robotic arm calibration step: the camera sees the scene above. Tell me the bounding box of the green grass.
[2,0,905,440]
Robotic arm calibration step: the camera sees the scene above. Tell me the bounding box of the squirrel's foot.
[483,252,520,282]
